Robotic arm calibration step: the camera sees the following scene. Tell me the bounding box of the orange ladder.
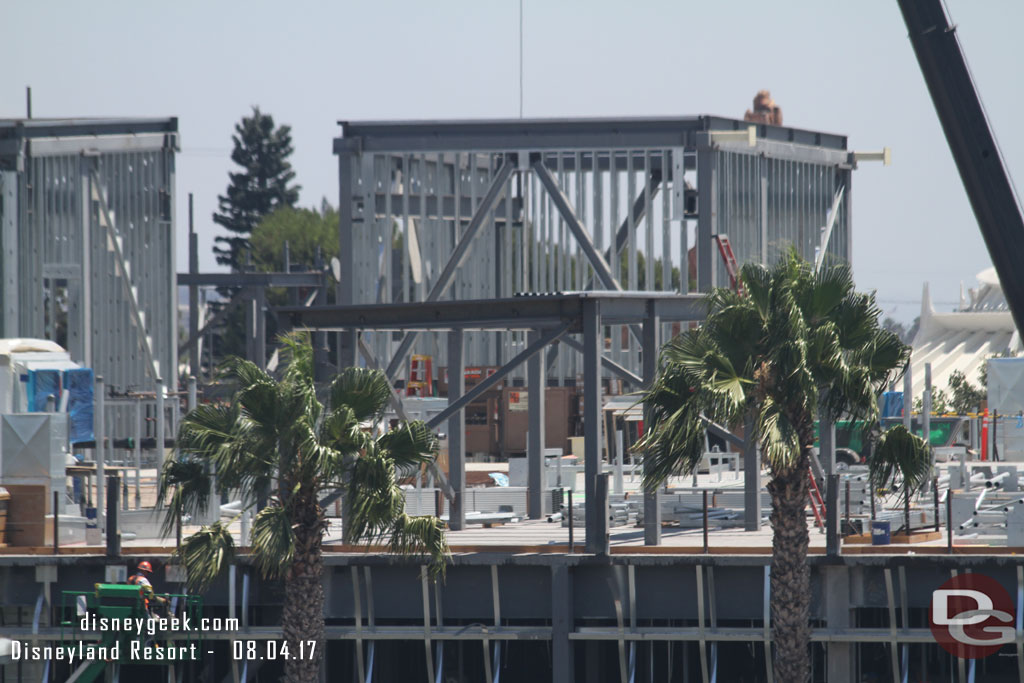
[712,234,744,295]
[807,469,826,531]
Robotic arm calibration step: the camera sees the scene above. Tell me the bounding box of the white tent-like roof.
[908,270,1020,401]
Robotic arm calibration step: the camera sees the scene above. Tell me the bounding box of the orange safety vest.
[128,574,153,609]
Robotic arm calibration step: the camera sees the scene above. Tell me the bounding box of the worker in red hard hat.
[128,560,166,611]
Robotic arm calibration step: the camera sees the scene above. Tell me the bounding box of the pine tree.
[213,107,301,269]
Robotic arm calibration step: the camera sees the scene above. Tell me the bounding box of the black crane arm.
[897,0,1024,333]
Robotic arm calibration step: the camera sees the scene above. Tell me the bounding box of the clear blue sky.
[5,0,1022,323]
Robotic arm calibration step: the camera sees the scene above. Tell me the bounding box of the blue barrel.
[871,521,891,546]
[85,507,97,529]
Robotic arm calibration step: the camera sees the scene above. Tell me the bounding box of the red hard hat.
[138,561,153,573]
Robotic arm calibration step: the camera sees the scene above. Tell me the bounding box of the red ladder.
[712,234,744,295]
[807,469,826,531]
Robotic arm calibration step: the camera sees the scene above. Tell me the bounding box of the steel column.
[95,375,105,526]
[105,474,120,557]
[337,149,358,370]
[924,362,933,467]
[696,134,717,292]
[447,329,465,531]
[77,158,93,367]
[134,396,142,509]
[155,377,166,474]
[583,299,607,553]
[188,194,199,379]
[313,255,329,380]
[824,565,853,681]
[254,287,267,371]
[820,394,836,476]
[551,563,574,683]
[826,474,840,557]
[641,302,661,545]
[527,329,546,520]
[903,363,913,432]
[1,171,18,336]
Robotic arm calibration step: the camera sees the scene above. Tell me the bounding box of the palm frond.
[330,367,394,422]
[378,420,439,470]
[832,292,882,350]
[278,330,314,384]
[235,381,283,442]
[220,355,272,389]
[739,262,773,321]
[322,404,361,448]
[250,504,296,580]
[177,402,238,456]
[800,262,853,323]
[345,449,405,542]
[636,402,707,487]
[870,425,932,505]
[175,522,235,593]
[388,514,449,578]
[157,455,210,537]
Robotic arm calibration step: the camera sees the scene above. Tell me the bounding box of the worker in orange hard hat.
[128,560,166,611]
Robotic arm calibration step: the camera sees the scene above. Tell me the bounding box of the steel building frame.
[0,118,178,399]
[285,291,705,549]
[333,116,854,383]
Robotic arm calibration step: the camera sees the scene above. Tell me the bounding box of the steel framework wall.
[0,118,178,401]
[335,117,853,382]
[4,553,1018,682]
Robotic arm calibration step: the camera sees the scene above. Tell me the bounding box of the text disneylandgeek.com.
[7,614,317,664]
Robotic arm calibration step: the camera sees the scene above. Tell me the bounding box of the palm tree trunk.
[767,448,811,683]
[282,499,326,682]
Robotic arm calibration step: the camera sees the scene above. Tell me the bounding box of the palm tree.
[637,251,907,682]
[160,332,448,683]
[869,424,933,536]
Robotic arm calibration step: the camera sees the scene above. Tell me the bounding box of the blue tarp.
[882,391,904,419]
[63,368,94,445]
[27,369,61,412]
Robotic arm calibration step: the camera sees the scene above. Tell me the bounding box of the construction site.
[3,1,1024,682]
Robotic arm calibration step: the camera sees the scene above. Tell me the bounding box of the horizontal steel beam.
[178,272,323,287]
[0,117,178,139]
[280,293,705,332]
[22,133,177,158]
[334,116,847,154]
[714,138,852,167]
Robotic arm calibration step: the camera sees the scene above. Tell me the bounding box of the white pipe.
[986,472,1010,488]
